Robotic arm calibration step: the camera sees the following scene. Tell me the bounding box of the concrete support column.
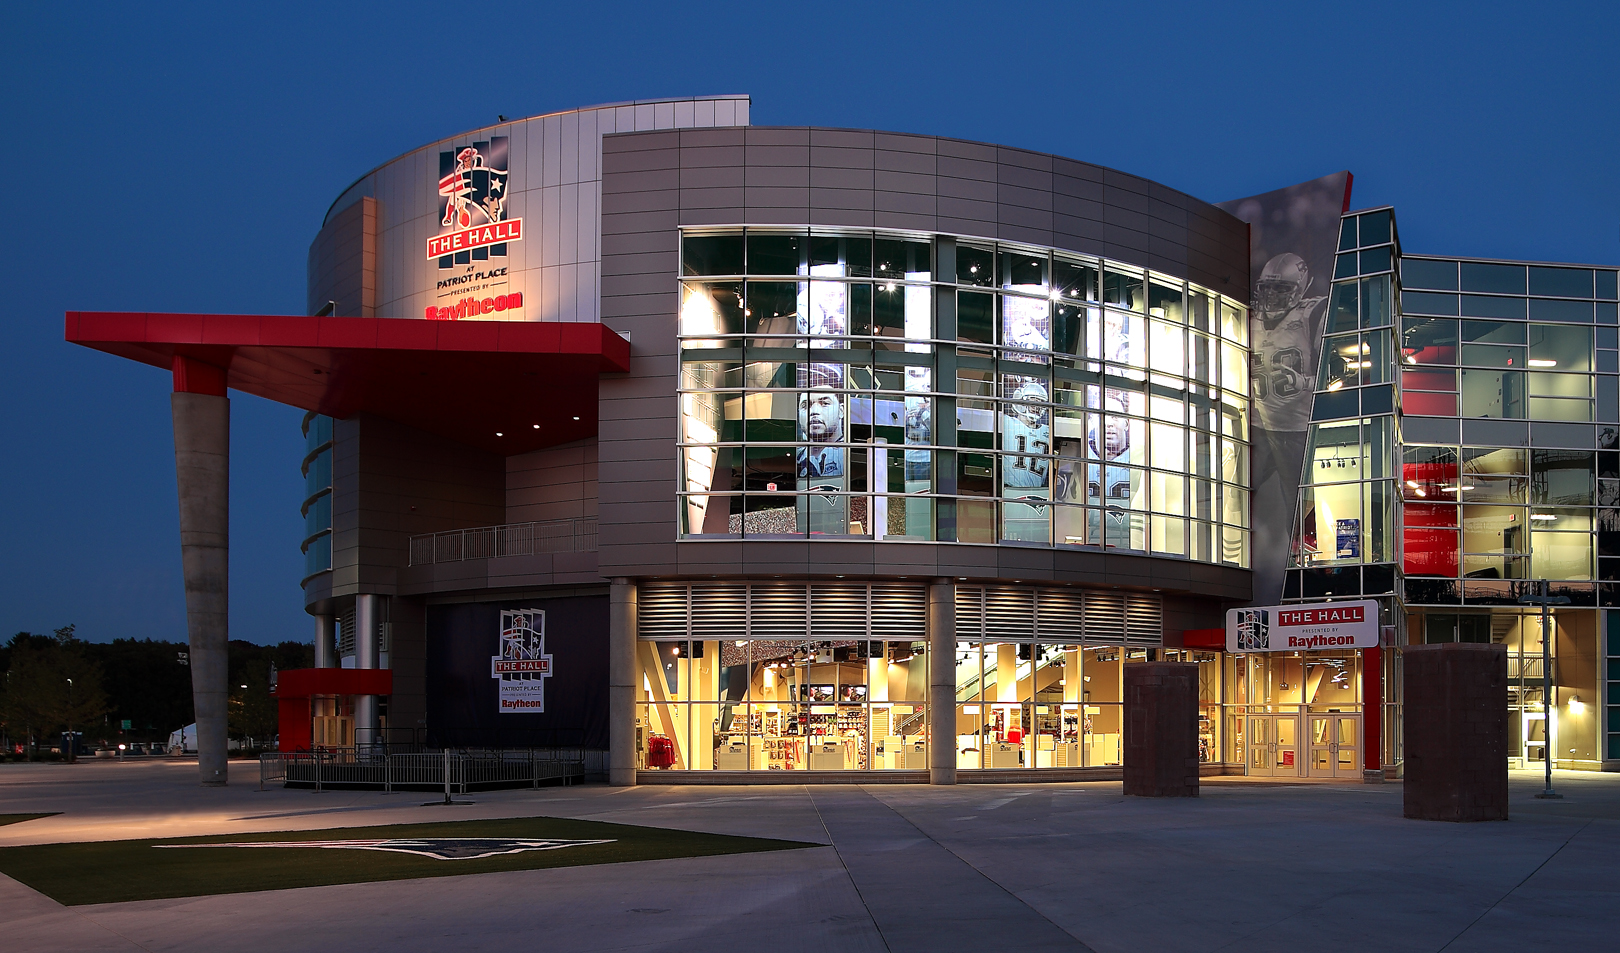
[928,578,956,785]
[609,578,638,786]
[171,390,230,787]
[313,614,336,669]
[354,593,380,746]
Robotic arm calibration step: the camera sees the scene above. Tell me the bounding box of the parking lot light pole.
[1518,580,1569,800]
[66,679,74,764]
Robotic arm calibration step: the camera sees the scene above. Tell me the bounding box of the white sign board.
[492,609,551,713]
[1225,600,1379,653]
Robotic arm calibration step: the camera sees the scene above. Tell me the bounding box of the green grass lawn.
[0,816,814,906]
[0,814,58,827]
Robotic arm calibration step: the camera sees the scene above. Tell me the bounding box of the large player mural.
[1218,172,1353,604]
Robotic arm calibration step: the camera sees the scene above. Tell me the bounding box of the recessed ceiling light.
[572,416,580,420]
[495,432,503,436]
[532,424,540,429]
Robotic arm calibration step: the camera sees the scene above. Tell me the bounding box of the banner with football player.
[1218,172,1353,604]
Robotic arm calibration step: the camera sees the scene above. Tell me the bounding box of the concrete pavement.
[1,759,1616,952]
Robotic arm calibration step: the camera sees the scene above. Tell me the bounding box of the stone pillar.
[172,389,230,787]
[1403,643,1508,821]
[354,593,380,745]
[1122,662,1199,797]
[609,578,637,786]
[313,614,336,669]
[928,578,956,784]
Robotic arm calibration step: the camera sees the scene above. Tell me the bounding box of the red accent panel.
[1403,392,1457,416]
[1342,172,1354,214]
[1182,627,1226,649]
[1363,645,1381,773]
[171,354,228,396]
[65,312,630,455]
[277,696,312,753]
[273,667,393,698]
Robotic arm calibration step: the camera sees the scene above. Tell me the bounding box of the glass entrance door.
[1307,714,1361,779]
[1246,714,1300,777]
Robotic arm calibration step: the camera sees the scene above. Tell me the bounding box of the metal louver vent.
[636,582,928,642]
[953,585,1160,645]
[870,584,927,638]
[636,584,689,639]
[1082,591,1128,643]
[1124,593,1163,645]
[984,588,1035,638]
[1037,588,1085,640]
[747,584,807,641]
[338,605,356,656]
[810,584,868,640]
[690,584,746,639]
[955,587,985,640]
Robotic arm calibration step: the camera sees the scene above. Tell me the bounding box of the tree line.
[0,626,311,759]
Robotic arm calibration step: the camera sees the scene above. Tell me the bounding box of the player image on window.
[799,264,848,347]
[1001,294,1050,358]
[1001,376,1052,541]
[796,363,845,478]
[797,363,848,534]
[1001,377,1051,489]
[903,366,932,486]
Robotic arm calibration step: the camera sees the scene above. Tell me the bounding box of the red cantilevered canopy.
[66,312,630,456]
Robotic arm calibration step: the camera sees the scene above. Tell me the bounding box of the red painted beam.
[67,313,632,455]
[274,667,393,698]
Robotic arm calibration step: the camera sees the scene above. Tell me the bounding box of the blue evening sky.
[2,1,1616,644]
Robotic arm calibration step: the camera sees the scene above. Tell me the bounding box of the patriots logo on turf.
[156,837,614,860]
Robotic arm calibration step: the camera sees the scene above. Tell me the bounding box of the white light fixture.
[532,424,539,429]
[1531,513,1557,521]
[495,432,503,437]
[1528,359,1557,367]
[572,416,580,421]
[1569,695,1585,713]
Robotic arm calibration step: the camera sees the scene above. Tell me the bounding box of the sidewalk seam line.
[805,786,894,953]
[1435,817,1593,953]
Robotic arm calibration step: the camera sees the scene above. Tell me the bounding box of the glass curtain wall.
[677,229,1252,567]
[1286,209,1401,600]
[1400,253,1619,768]
[635,638,928,771]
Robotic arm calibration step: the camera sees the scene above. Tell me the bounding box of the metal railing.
[260,748,589,792]
[409,518,597,566]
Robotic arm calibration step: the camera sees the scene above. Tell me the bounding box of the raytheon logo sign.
[492,609,552,714]
[426,136,525,320]
[1224,600,1378,653]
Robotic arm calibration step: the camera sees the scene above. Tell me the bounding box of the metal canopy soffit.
[65,312,631,456]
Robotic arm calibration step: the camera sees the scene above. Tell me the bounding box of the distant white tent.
[167,724,197,754]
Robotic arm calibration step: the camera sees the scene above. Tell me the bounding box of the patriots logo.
[439,145,509,230]
[156,837,615,861]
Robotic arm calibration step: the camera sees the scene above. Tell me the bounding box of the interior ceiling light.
[495,432,503,436]
[532,424,540,429]
[1528,359,1557,367]
[1531,513,1557,521]
[572,416,580,421]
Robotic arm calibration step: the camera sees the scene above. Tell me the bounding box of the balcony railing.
[409,518,597,566]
